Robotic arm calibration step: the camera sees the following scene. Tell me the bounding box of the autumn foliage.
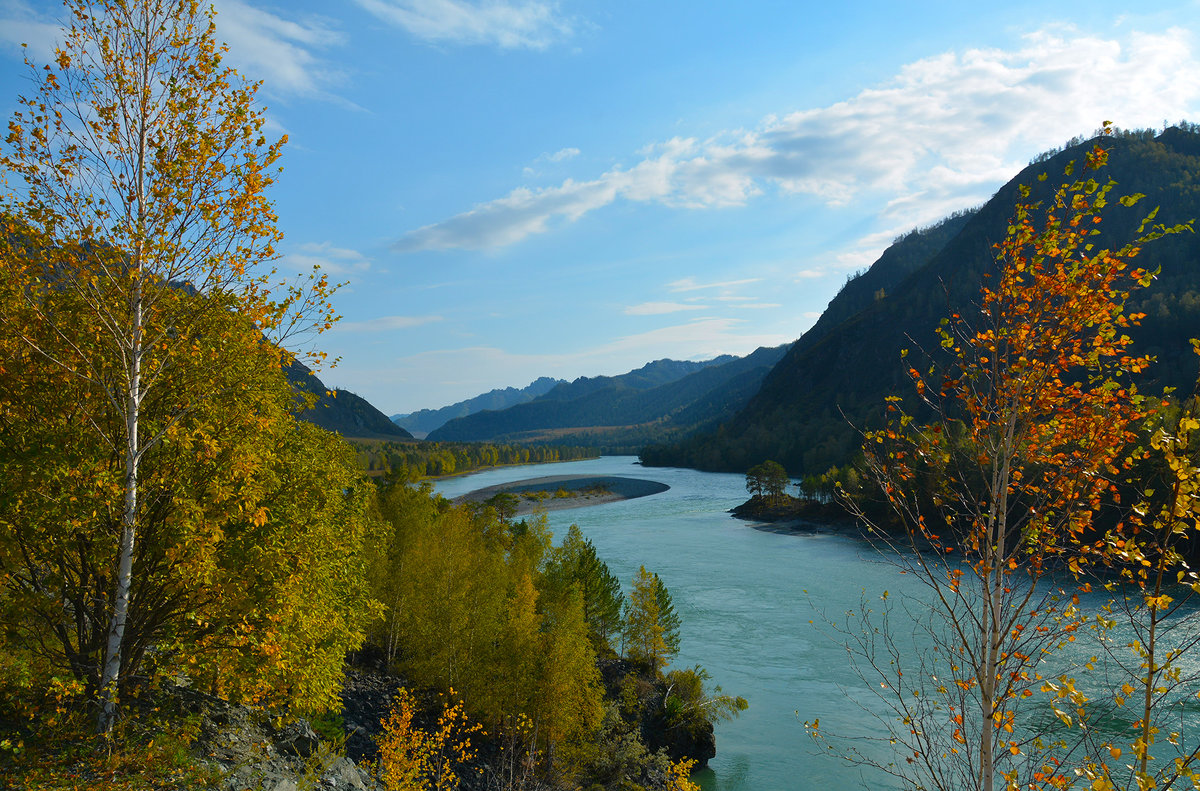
[819,130,1194,791]
[376,688,483,791]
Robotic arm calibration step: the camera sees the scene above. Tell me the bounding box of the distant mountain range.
[641,126,1200,475]
[391,376,564,438]
[287,361,413,440]
[425,349,788,451]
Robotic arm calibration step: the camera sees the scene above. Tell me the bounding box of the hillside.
[641,126,1200,475]
[287,361,413,440]
[391,376,563,438]
[426,348,788,450]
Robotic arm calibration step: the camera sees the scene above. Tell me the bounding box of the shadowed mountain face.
[391,376,564,438]
[641,127,1200,475]
[287,362,412,440]
[424,349,788,451]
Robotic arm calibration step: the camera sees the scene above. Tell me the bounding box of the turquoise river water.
[433,455,919,791]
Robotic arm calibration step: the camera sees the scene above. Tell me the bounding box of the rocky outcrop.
[339,670,405,766]
[596,657,717,770]
[177,685,378,791]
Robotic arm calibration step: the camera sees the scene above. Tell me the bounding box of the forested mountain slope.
[641,127,1200,475]
[287,361,413,440]
[391,376,564,438]
[426,347,788,449]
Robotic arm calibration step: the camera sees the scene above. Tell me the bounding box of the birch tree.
[0,0,334,732]
[811,136,1189,791]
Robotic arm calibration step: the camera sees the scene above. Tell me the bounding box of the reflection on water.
[695,753,750,790]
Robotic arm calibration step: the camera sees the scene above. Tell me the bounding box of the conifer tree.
[546,525,624,649]
[623,566,676,674]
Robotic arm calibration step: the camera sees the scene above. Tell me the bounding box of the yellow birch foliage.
[0,286,373,712]
[376,687,482,791]
[1069,368,1200,791]
[668,758,701,791]
[848,131,1190,791]
[1,0,338,729]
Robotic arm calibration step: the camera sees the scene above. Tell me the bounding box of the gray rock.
[276,719,321,758]
[318,756,371,790]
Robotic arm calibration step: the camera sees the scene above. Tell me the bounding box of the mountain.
[426,348,788,450]
[391,376,563,438]
[287,362,413,440]
[641,126,1200,475]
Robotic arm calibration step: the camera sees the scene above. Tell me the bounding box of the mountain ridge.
[641,127,1200,475]
[287,361,413,440]
[391,376,564,438]
[426,348,787,449]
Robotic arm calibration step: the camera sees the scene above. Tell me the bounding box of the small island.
[456,474,670,514]
[728,459,861,533]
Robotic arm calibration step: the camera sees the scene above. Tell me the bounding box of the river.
[434,455,917,791]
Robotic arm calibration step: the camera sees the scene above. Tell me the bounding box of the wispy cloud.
[216,1,349,101]
[395,178,618,251]
[392,28,1200,253]
[334,315,444,332]
[668,277,762,293]
[353,0,573,49]
[624,301,708,316]
[0,0,62,56]
[0,0,349,102]
[543,147,580,163]
[284,242,373,278]
[524,146,582,177]
[731,302,781,310]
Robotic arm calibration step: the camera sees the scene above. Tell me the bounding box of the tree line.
[351,440,599,479]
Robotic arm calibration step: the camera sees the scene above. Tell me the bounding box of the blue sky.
[3,1,1200,415]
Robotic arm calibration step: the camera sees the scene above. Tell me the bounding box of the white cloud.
[668,277,762,293]
[795,269,826,279]
[394,177,618,252]
[624,301,708,316]
[524,146,581,176]
[284,242,373,277]
[353,0,573,49]
[215,1,349,100]
[392,27,1200,253]
[0,0,62,57]
[334,314,444,332]
[0,0,349,101]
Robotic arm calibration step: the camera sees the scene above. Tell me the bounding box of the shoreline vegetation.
[455,475,671,515]
[348,438,601,479]
[729,494,865,535]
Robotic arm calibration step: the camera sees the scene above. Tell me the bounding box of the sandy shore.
[454,475,670,515]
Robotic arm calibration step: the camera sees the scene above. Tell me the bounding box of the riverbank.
[455,474,670,514]
[729,494,867,535]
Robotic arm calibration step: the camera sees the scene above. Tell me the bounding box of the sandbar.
[454,475,669,515]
